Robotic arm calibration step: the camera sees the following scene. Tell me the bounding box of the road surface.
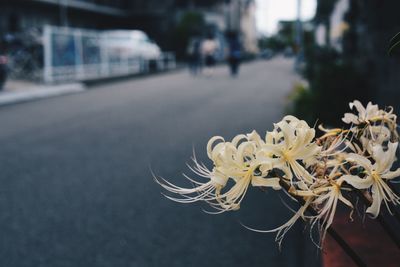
[0,59,321,267]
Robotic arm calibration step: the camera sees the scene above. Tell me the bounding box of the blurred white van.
[102,30,161,61]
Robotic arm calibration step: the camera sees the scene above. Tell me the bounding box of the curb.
[0,66,183,107]
[0,83,86,107]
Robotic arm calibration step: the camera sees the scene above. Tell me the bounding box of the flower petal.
[372,142,397,173]
[382,168,400,180]
[350,100,366,119]
[342,113,359,124]
[251,177,281,190]
[345,153,372,171]
[339,174,373,189]
[366,184,382,218]
[207,136,224,159]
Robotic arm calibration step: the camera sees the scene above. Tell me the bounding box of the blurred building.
[0,0,258,55]
[314,0,349,51]
[225,0,258,54]
[314,0,400,110]
[141,0,258,54]
[0,0,134,32]
[240,0,259,54]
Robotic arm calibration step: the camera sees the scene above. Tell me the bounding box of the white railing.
[43,25,175,83]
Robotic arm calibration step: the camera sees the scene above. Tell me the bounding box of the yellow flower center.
[371,171,381,182]
[282,151,291,162]
[332,183,340,193]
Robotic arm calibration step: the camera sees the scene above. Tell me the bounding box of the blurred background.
[0,0,399,266]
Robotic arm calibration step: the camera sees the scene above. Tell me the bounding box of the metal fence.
[43,25,175,83]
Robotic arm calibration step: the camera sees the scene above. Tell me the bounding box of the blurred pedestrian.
[201,34,219,76]
[227,32,242,77]
[187,36,202,75]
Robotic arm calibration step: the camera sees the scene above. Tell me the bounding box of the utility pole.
[225,0,232,32]
[295,0,303,70]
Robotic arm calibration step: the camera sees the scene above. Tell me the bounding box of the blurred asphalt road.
[0,58,321,267]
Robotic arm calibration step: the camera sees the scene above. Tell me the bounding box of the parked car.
[0,55,7,90]
[260,49,274,60]
[283,46,294,58]
[102,30,161,61]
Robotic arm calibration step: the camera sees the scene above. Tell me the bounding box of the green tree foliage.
[290,45,372,127]
[258,21,300,53]
[289,0,377,127]
[258,36,285,52]
[278,21,296,47]
[305,49,372,126]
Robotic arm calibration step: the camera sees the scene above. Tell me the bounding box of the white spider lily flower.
[287,164,354,244]
[342,100,397,132]
[212,140,261,211]
[342,100,381,125]
[310,181,353,243]
[359,125,391,150]
[209,135,281,211]
[340,142,400,217]
[264,163,351,246]
[246,130,282,189]
[158,134,281,212]
[155,99,400,248]
[244,169,352,247]
[259,116,320,185]
[155,158,228,205]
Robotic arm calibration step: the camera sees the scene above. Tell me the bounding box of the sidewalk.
[0,65,185,107]
[0,80,86,106]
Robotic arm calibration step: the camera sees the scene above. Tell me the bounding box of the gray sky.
[256,0,317,35]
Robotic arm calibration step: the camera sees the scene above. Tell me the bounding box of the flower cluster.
[156,100,400,246]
